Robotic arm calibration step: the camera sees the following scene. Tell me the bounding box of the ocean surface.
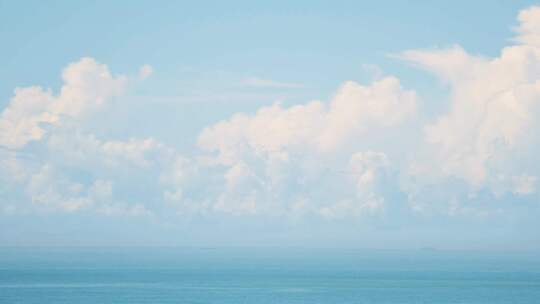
[0,247,539,303]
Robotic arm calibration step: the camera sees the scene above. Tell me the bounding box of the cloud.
[47,133,175,168]
[319,151,389,219]
[197,6,540,218]
[198,77,416,216]
[41,131,191,216]
[26,164,106,212]
[20,157,156,216]
[0,87,58,149]
[400,8,540,196]
[241,77,305,89]
[395,6,540,215]
[0,58,173,216]
[2,6,540,222]
[511,175,537,195]
[199,76,416,162]
[514,5,540,46]
[9,131,180,216]
[0,58,128,149]
[138,64,153,80]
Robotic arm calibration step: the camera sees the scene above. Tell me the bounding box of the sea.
[0,247,539,303]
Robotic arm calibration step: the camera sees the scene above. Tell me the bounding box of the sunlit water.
[1,248,539,303]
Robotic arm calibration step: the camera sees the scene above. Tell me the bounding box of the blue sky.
[1,1,540,250]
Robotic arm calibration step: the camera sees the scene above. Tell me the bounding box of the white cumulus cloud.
[0,58,128,149]
[198,77,416,216]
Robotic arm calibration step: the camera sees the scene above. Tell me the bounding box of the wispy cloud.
[241,77,305,89]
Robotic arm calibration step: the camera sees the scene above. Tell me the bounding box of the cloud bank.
[1,6,540,223]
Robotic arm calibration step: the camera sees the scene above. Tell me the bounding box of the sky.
[1,1,540,251]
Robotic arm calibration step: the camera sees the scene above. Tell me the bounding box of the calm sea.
[0,247,539,303]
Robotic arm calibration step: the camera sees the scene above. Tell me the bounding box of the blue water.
[1,248,539,303]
